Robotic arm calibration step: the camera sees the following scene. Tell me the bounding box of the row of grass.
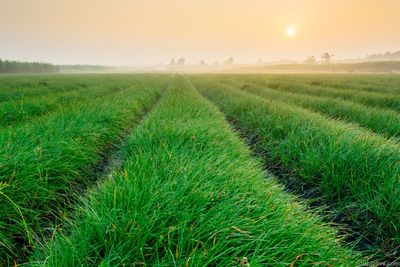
[0,77,167,264]
[0,74,155,103]
[296,74,400,95]
[0,75,168,129]
[0,75,106,103]
[31,76,361,266]
[236,74,400,95]
[193,77,400,259]
[0,81,130,128]
[228,81,400,139]
[232,75,400,113]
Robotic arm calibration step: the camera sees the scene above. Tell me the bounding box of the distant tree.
[199,60,206,66]
[224,57,234,65]
[213,61,220,66]
[177,58,185,65]
[321,53,334,64]
[169,59,176,66]
[256,59,264,65]
[304,56,317,64]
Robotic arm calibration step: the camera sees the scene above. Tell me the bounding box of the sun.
[287,26,296,37]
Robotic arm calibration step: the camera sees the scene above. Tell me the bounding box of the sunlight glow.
[287,26,296,37]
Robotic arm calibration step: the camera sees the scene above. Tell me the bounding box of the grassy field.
[0,73,399,265]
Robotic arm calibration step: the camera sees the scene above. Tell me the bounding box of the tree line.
[367,50,400,61]
[0,59,59,73]
[168,57,235,67]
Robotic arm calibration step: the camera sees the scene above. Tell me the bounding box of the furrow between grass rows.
[0,77,167,264]
[31,76,361,266]
[193,77,400,260]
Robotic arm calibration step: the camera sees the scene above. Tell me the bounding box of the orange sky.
[1,0,399,65]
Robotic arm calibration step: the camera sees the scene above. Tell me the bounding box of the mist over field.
[1,0,400,69]
[1,1,400,266]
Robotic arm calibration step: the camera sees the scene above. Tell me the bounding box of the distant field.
[237,61,400,73]
[1,73,399,266]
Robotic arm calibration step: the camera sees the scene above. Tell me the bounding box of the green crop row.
[296,74,400,95]
[0,75,102,102]
[0,78,166,264]
[0,82,127,128]
[193,77,400,259]
[31,77,361,266]
[0,75,169,129]
[218,73,400,95]
[230,75,400,113]
[226,81,400,139]
[243,74,400,95]
[0,74,152,103]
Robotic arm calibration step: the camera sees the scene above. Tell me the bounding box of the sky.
[1,0,399,65]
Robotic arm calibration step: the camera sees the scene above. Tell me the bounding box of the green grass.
[229,81,400,139]
[1,73,399,265]
[0,75,98,102]
[0,76,166,264]
[30,76,361,266]
[0,83,124,128]
[0,74,161,103]
[296,74,400,94]
[0,75,169,128]
[206,73,400,95]
[227,74,400,113]
[234,74,400,95]
[193,76,400,259]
